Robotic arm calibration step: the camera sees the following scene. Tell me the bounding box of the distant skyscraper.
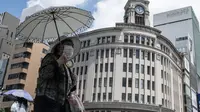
[153,6,200,76]
[153,7,200,112]
[20,1,44,23]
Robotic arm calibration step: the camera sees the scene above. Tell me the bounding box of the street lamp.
[159,104,162,112]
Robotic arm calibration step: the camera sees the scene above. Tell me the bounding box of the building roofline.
[153,6,192,16]
[77,27,123,37]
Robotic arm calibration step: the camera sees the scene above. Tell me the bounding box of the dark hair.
[17,97,28,109]
[53,39,74,58]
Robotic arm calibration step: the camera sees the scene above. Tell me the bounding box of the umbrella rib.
[16,15,46,37]
[57,10,94,20]
[24,17,46,43]
[41,17,51,43]
[63,14,90,28]
[55,14,78,37]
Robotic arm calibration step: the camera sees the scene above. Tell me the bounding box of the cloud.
[27,0,87,8]
[91,0,200,29]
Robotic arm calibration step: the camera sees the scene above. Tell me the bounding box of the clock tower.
[124,0,150,26]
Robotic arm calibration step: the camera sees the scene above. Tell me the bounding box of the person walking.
[10,97,28,112]
[34,36,81,112]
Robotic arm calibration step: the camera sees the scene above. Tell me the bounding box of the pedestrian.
[10,97,28,112]
[34,36,81,112]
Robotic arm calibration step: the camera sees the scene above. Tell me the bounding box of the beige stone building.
[0,42,49,111]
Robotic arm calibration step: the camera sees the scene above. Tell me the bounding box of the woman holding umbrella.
[10,97,28,112]
[34,36,81,112]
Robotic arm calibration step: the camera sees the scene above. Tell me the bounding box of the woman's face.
[62,45,74,60]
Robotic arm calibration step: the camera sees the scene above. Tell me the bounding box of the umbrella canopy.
[15,6,94,43]
[3,89,33,101]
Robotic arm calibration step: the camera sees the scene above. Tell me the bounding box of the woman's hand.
[56,54,67,66]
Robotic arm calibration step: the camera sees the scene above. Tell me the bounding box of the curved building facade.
[72,0,184,112]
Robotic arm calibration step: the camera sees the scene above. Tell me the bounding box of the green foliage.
[0,108,5,112]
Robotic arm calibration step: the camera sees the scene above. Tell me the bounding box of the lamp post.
[159,104,162,112]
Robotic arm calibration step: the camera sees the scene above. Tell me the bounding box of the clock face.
[135,6,145,14]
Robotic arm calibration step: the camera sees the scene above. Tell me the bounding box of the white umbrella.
[15,6,94,44]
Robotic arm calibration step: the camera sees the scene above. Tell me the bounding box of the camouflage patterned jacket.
[35,53,77,105]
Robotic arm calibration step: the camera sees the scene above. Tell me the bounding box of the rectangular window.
[124,35,128,43]
[135,94,139,103]
[99,78,102,87]
[108,93,112,101]
[147,52,150,60]
[86,52,89,61]
[141,79,144,89]
[100,64,103,72]
[123,63,127,72]
[103,93,106,101]
[152,53,155,62]
[128,78,132,87]
[162,84,164,93]
[147,95,151,104]
[141,65,144,74]
[104,78,107,87]
[72,68,75,73]
[136,49,140,58]
[111,36,116,42]
[93,93,95,101]
[76,67,79,75]
[152,81,155,91]
[84,66,88,75]
[128,93,132,102]
[152,67,155,76]
[78,54,80,62]
[105,63,108,72]
[110,63,114,72]
[141,94,144,103]
[87,40,90,46]
[161,70,163,78]
[147,38,150,45]
[141,50,145,59]
[106,49,109,58]
[136,64,139,73]
[129,63,132,72]
[122,93,126,101]
[162,99,164,105]
[147,66,150,75]
[80,66,83,75]
[122,78,126,87]
[129,49,133,58]
[102,37,105,43]
[111,49,114,57]
[95,64,98,73]
[136,35,140,44]
[96,50,99,59]
[98,93,101,101]
[152,96,155,104]
[123,49,127,57]
[82,53,85,62]
[130,35,134,43]
[109,77,113,87]
[141,36,145,44]
[83,41,86,47]
[147,80,150,90]
[101,50,104,58]
[107,36,111,43]
[135,78,139,88]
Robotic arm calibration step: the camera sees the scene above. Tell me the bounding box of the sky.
[0,0,200,30]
